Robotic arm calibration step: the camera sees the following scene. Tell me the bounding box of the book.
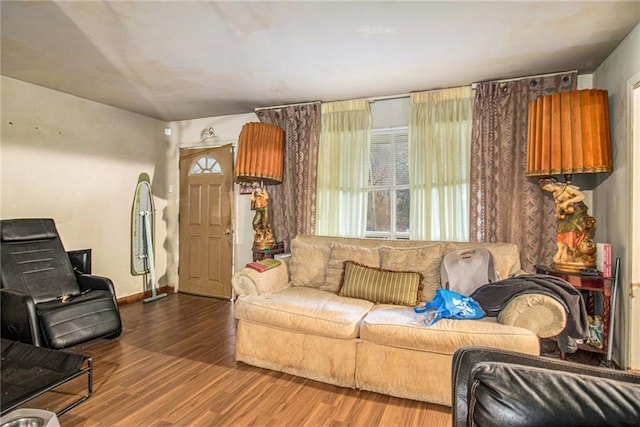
[246,258,282,273]
[596,243,612,278]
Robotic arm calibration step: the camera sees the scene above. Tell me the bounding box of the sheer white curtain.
[409,86,472,241]
[316,100,372,237]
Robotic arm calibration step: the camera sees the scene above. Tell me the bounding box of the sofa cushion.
[379,244,444,302]
[339,261,422,306]
[360,305,539,355]
[289,239,331,288]
[234,287,374,339]
[322,243,381,293]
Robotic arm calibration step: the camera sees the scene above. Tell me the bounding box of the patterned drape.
[469,72,576,272]
[257,103,321,251]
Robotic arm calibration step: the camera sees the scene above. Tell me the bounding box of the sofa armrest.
[232,262,290,297]
[497,293,567,338]
[0,288,41,346]
[452,346,640,427]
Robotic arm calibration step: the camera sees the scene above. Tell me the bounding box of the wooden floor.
[25,293,452,426]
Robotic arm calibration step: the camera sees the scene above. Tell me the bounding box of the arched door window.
[190,156,222,175]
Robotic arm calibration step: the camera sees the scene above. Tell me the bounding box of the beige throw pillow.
[288,239,331,288]
[322,243,380,293]
[339,261,423,306]
[379,244,444,302]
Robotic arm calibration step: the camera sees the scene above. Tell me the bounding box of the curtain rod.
[254,92,411,111]
[367,93,410,102]
[254,101,321,112]
[471,70,577,89]
[255,70,577,111]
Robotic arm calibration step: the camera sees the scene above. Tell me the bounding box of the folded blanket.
[471,274,589,353]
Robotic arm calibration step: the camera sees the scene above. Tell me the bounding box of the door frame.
[178,145,235,299]
[626,74,640,371]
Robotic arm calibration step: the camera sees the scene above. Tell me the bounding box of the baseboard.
[117,286,175,305]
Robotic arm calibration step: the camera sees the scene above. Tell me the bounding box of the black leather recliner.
[452,346,640,426]
[1,218,122,349]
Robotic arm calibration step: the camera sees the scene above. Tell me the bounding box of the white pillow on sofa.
[288,239,331,288]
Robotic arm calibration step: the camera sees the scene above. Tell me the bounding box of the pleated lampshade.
[235,122,285,184]
[526,89,612,177]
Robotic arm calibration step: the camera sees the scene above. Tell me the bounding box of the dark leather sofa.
[452,346,640,427]
[1,218,121,349]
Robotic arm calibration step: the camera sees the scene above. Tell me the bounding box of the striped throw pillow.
[338,261,423,306]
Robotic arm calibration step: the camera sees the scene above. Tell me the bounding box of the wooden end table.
[535,265,614,358]
[253,242,285,261]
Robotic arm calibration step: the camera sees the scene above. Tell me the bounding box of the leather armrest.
[452,346,640,427]
[67,249,92,275]
[0,288,41,346]
[77,274,117,297]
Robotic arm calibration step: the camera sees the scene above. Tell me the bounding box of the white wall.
[166,113,257,289]
[1,76,168,299]
[592,23,640,370]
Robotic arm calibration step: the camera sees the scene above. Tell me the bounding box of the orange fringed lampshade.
[526,89,612,177]
[235,122,284,184]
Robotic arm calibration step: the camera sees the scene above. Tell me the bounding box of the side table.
[535,265,615,358]
[253,242,285,261]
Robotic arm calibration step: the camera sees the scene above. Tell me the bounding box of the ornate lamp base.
[252,233,275,252]
[552,259,595,273]
[550,203,597,272]
[250,185,275,252]
[541,177,597,273]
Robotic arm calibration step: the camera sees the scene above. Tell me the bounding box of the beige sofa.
[232,235,566,406]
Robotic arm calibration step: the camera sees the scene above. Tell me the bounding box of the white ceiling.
[2,1,639,122]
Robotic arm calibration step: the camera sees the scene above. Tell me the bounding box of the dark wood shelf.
[535,265,611,295]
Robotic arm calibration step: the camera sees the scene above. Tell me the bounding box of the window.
[319,93,470,241]
[366,127,409,239]
[190,156,221,175]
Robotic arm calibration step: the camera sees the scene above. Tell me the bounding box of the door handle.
[224,229,232,236]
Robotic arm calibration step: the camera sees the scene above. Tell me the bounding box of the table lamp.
[235,122,285,251]
[526,89,612,272]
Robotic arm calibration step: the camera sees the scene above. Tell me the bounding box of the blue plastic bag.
[414,288,485,326]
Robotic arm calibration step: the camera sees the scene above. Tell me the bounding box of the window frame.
[366,126,410,240]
